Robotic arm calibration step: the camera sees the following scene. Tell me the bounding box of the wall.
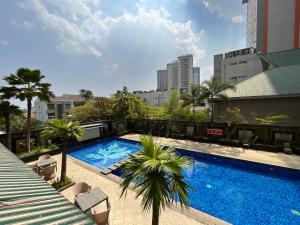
[214,97,300,126]
[221,54,263,85]
[267,0,295,52]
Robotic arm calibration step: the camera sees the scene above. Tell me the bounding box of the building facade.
[214,49,300,126]
[178,54,193,93]
[167,61,179,91]
[157,70,168,91]
[34,94,85,122]
[214,48,263,85]
[243,0,300,53]
[133,90,170,107]
[192,67,200,86]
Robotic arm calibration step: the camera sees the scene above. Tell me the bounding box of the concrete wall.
[267,0,295,52]
[214,97,300,126]
[221,54,263,85]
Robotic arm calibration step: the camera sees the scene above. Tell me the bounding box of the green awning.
[0,143,95,225]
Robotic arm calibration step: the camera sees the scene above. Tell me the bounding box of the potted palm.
[120,136,191,225]
[41,119,83,190]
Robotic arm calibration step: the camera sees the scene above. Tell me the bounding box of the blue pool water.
[68,139,141,169]
[70,138,300,225]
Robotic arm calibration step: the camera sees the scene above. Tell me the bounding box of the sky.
[0,0,247,107]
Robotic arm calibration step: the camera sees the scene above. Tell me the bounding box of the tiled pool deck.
[27,134,300,225]
[122,134,300,170]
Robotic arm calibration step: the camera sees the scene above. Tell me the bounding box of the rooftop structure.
[214,48,300,125]
[0,143,94,224]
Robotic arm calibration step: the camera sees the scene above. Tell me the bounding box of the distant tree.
[1,68,54,152]
[221,107,247,140]
[0,100,22,149]
[41,119,83,182]
[79,89,93,102]
[120,136,191,225]
[180,84,203,119]
[113,87,137,119]
[200,76,235,124]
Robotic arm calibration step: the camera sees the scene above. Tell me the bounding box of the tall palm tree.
[41,119,83,182]
[113,86,136,118]
[120,136,191,225]
[180,84,202,118]
[0,100,22,150]
[79,89,93,102]
[164,88,182,120]
[1,68,54,152]
[200,76,235,124]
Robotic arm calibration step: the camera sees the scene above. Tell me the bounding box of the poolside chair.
[90,202,111,225]
[72,182,92,197]
[41,164,56,180]
[38,154,51,161]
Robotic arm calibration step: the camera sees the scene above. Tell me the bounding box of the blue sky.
[0,0,246,107]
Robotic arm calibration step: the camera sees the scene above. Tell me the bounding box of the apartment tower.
[178,54,193,93]
[243,0,300,53]
[157,69,168,91]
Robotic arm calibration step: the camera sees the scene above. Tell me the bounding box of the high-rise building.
[214,54,223,83]
[167,61,179,91]
[243,0,300,53]
[244,0,257,48]
[192,67,200,86]
[157,70,168,91]
[178,54,193,93]
[220,47,263,85]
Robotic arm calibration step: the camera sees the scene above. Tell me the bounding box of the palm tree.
[41,119,83,182]
[180,84,202,118]
[164,88,182,120]
[113,87,136,118]
[79,89,93,102]
[200,76,235,124]
[120,136,191,225]
[1,68,54,152]
[0,100,22,149]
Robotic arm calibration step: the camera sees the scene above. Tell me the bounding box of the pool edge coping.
[67,154,232,225]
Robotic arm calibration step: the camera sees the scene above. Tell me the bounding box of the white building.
[167,61,179,91]
[218,48,263,85]
[192,67,200,86]
[157,70,168,91]
[178,54,193,93]
[243,0,300,53]
[34,94,85,122]
[133,91,170,107]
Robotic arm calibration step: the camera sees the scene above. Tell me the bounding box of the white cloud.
[23,21,34,28]
[10,18,34,29]
[201,0,246,22]
[232,15,244,23]
[0,40,9,46]
[22,0,204,63]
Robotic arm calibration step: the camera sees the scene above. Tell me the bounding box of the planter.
[20,148,61,163]
[58,182,75,192]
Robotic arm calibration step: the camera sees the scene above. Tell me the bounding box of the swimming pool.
[68,138,141,169]
[69,138,300,225]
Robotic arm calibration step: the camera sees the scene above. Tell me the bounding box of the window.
[239,61,247,64]
[65,103,71,111]
[48,113,55,119]
[230,62,237,65]
[47,104,55,110]
[230,76,237,80]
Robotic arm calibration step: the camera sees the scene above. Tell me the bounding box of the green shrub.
[51,177,73,190]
